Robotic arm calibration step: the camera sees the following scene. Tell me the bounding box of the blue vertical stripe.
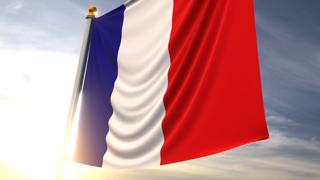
[74,5,125,167]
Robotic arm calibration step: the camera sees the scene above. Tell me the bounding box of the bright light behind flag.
[0,49,77,179]
[94,11,98,17]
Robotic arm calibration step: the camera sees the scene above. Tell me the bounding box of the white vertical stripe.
[103,0,173,168]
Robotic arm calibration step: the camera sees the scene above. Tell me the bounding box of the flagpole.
[56,6,97,180]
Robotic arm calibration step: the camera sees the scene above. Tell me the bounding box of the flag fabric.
[74,0,269,168]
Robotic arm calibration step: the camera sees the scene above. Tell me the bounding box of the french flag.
[74,0,269,168]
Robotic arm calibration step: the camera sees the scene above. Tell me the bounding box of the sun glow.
[0,49,78,179]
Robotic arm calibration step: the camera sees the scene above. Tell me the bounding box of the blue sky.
[0,0,319,179]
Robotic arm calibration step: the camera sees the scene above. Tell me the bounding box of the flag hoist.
[56,5,97,180]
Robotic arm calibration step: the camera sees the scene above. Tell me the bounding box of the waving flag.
[74,0,269,168]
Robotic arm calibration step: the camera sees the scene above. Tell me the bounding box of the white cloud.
[267,115,295,124]
[5,1,23,12]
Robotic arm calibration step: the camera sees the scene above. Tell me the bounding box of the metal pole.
[56,6,97,180]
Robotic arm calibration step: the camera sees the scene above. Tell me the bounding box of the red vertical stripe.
[161,0,269,165]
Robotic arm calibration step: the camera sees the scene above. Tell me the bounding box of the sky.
[0,0,320,179]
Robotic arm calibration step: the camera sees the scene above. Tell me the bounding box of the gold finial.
[87,5,97,18]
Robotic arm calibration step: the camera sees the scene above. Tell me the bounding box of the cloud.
[4,0,23,13]
[267,115,296,125]
[254,0,320,139]
[178,126,320,180]
[0,0,86,53]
